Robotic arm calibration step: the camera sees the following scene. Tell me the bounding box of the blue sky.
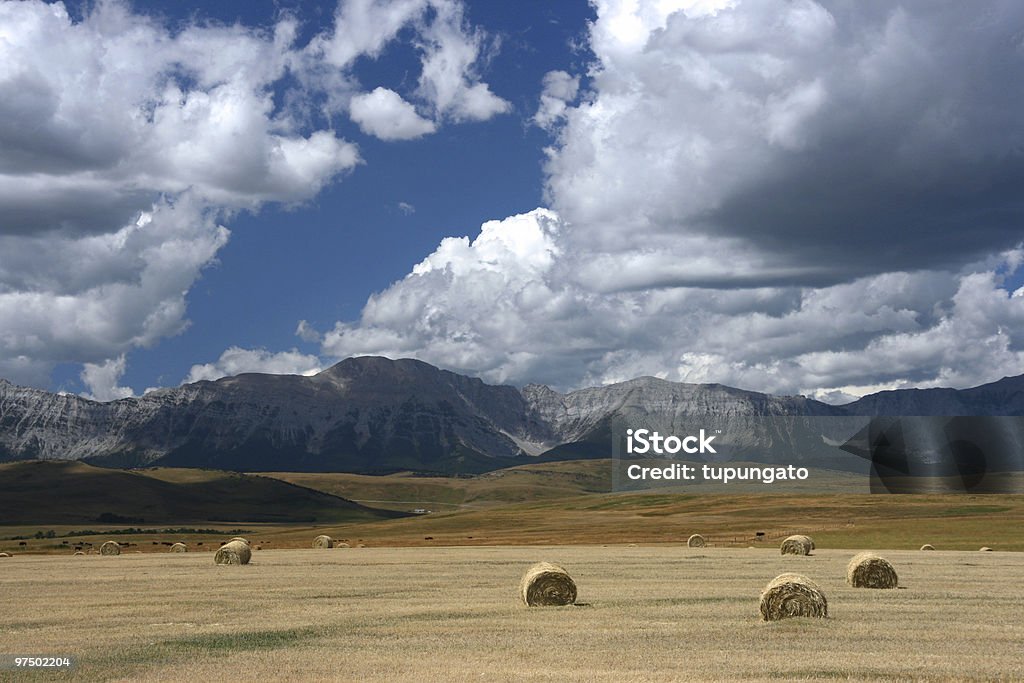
[3,0,1024,403]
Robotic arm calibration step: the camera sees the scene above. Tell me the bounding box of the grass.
[1,547,1022,681]
[0,460,403,526]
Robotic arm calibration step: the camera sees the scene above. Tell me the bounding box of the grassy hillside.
[0,460,404,525]
[262,459,613,512]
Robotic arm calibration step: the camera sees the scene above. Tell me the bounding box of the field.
[2,546,1022,681]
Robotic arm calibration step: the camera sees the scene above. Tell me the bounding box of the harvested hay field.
[1,547,1022,681]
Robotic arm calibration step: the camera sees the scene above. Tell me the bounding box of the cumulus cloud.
[80,355,135,402]
[0,0,507,389]
[321,209,1024,398]
[185,347,322,383]
[533,70,579,130]
[349,87,437,140]
[545,0,1024,289]
[302,0,509,124]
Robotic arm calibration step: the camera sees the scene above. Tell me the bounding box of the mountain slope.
[1,357,1021,474]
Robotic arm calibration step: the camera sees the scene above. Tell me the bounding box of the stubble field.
[2,546,1022,681]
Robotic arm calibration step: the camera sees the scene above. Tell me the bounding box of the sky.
[2,0,1024,404]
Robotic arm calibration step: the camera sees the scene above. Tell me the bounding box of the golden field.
[2,546,1023,681]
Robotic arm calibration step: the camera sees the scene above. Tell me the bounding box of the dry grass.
[1,547,1022,681]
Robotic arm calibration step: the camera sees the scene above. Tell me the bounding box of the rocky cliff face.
[1,357,1020,474]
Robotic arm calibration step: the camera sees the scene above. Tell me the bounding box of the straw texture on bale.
[759,573,828,621]
[214,540,251,565]
[520,562,577,607]
[780,535,811,556]
[797,535,816,550]
[920,544,935,551]
[170,543,188,553]
[313,535,333,549]
[687,534,706,548]
[99,541,121,556]
[847,552,898,589]
[229,537,250,546]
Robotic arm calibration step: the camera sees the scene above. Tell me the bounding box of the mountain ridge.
[2,357,1022,474]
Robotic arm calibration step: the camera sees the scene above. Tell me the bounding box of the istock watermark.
[625,428,717,455]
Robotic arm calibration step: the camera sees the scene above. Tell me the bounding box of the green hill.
[0,460,405,525]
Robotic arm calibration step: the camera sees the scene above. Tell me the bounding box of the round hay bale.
[0,552,10,557]
[797,535,816,550]
[313,535,333,549]
[99,541,121,556]
[336,542,350,548]
[687,534,706,548]
[229,537,250,546]
[920,544,935,551]
[170,543,188,553]
[780,535,811,556]
[846,552,898,589]
[759,573,828,621]
[73,551,84,556]
[520,562,577,607]
[356,543,366,548]
[980,546,993,552]
[214,540,251,565]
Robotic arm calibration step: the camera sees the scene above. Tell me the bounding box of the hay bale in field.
[73,551,84,556]
[780,535,811,556]
[99,541,121,556]
[687,534,706,548]
[336,543,350,548]
[0,552,10,557]
[214,540,251,565]
[520,562,577,607]
[356,543,366,548]
[229,537,250,546]
[170,543,188,553]
[920,544,935,551]
[980,547,993,552]
[759,573,828,621]
[313,535,333,549]
[846,552,898,589]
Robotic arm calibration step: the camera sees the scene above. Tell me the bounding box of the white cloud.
[544,0,1024,289]
[0,0,507,389]
[349,87,437,140]
[80,355,135,402]
[185,347,322,383]
[300,0,509,124]
[398,201,416,215]
[295,320,323,344]
[320,207,1024,398]
[533,70,580,130]
[413,0,510,121]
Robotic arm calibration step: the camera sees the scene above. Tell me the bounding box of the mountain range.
[2,356,1023,474]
